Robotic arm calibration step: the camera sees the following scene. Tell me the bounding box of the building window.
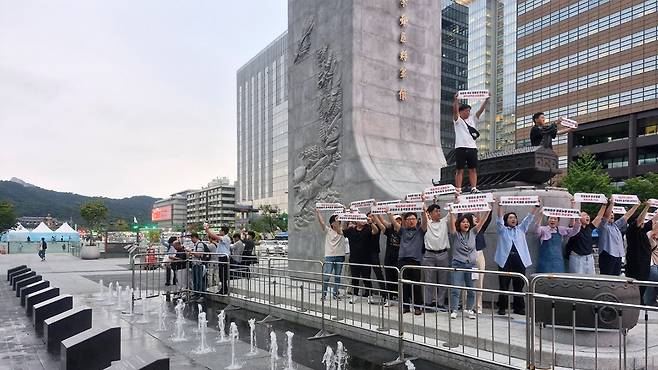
[558,156,568,169]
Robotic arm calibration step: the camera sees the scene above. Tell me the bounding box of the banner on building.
[560,117,578,129]
[315,203,345,211]
[424,184,456,198]
[542,207,581,219]
[611,194,640,205]
[450,202,491,214]
[151,205,172,222]
[499,195,540,206]
[574,193,608,204]
[459,192,494,204]
[390,203,424,213]
[349,199,376,209]
[457,90,490,99]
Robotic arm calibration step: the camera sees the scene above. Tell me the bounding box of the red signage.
[151,205,172,221]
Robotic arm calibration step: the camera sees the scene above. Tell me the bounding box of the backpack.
[42,241,47,250]
[199,242,211,261]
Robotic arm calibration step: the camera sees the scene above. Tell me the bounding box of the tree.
[146,230,161,245]
[0,201,17,233]
[80,201,108,244]
[559,151,615,215]
[621,172,658,201]
[187,222,204,233]
[114,218,130,231]
[249,205,288,236]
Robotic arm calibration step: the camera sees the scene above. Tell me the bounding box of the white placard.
[542,207,581,219]
[424,184,456,197]
[499,195,540,206]
[459,193,494,204]
[560,117,578,129]
[648,199,658,208]
[612,194,640,205]
[350,199,375,209]
[574,193,608,204]
[612,206,627,215]
[370,205,389,215]
[443,203,453,211]
[645,212,655,223]
[377,200,402,206]
[457,90,490,100]
[450,202,491,214]
[315,203,345,211]
[336,213,368,222]
[390,203,423,213]
[405,193,423,202]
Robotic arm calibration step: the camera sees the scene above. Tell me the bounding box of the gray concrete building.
[186,177,236,228]
[151,190,191,231]
[236,32,289,212]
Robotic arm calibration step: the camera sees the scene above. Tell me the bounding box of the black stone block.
[44,306,92,354]
[26,287,59,316]
[12,270,36,290]
[15,275,42,297]
[20,280,50,306]
[7,265,27,280]
[33,294,73,335]
[107,353,170,370]
[61,326,121,370]
[9,267,30,285]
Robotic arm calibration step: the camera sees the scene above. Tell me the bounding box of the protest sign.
[542,207,581,219]
[612,206,627,214]
[645,212,655,223]
[377,200,402,206]
[350,199,375,209]
[457,90,490,99]
[405,193,423,202]
[370,205,388,215]
[449,202,491,214]
[499,196,540,206]
[560,117,578,129]
[336,213,368,222]
[390,203,423,213]
[611,194,640,205]
[574,193,608,204]
[424,184,456,197]
[648,199,658,208]
[459,193,494,204]
[315,203,345,211]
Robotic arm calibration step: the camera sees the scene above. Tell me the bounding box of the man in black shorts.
[452,93,489,194]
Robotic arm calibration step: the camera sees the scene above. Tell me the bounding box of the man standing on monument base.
[452,93,489,194]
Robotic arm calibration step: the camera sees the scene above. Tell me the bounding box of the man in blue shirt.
[598,201,638,276]
[205,225,232,294]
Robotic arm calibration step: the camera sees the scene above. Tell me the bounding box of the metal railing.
[128,253,658,370]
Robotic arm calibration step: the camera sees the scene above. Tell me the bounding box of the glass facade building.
[236,32,289,212]
[515,0,658,177]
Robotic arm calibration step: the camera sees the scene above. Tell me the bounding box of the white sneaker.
[466,310,476,319]
[450,311,458,319]
[477,309,483,314]
[349,296,359,304]
[383,300,394,307]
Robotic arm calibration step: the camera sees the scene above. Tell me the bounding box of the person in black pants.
[374,214,401,303]
[163,236,178,286]
[344,219,379,304]
[366,212,387,304]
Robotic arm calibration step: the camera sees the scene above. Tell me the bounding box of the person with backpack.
[204,225,231,294]
[189,232,209,302]
[452,93,489,194]
[39,237,47,261]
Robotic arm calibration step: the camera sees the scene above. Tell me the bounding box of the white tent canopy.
[32,222,53,233]
[55,222,76,233]
[14,223,28,231]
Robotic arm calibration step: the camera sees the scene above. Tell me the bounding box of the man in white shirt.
[452,93,489,194]
[423,204,451,309]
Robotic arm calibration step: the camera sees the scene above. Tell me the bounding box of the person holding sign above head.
[529,112,574,150]
[598,200,639,276]
[422,204,451,311]
[452,93,489,194]
[387,197,428,315]
[564,206,607,274]
[343,211,379,304]
[642,220,658,306]
[533,199,581,273]
[315,208,345,301]
[494,198,543,316]
[625,202,658,303]
[373,214,402,304]
[447,208,491,320]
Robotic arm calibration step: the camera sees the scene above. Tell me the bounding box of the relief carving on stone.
[292,45,343,229]
[293,17,315,65]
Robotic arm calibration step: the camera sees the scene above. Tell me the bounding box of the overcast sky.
[0,0,287,199]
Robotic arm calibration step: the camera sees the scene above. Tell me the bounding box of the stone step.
[20,280,50,306]
[15,275,42,297]
[61,326,121,370]
[12,270,36,290]
[26,287,60,316]
[44,306,93,354]
[10,267,31,286]
[7,264,28,281]
[33,294,73,335]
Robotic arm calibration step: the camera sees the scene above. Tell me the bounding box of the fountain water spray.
[137,296,149,323]
[104,282,114,305]
[225,322,242,369]
[322,346,334,370]
[283,331,295,370]
[269,331,279,370]
[404,359,416,370]
[96,279,104,301]
[192,312,213,354]
[171,298,187,342]
[194,304,202,333]
[116,282,123,309]
[156,295,167,331]
[217,309,229,343]
[335,341,348,370]
[122,287,134,316]
[246,318,257,356]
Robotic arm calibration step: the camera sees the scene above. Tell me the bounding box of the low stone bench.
[61,326,121,370]
[26,287,59,316]
[33,294,73,335]
[15,275,42,297]
[20,280,50,306]
[10,267,31,286]
[7,265,27,280]
[12,270,36,290]
[106,353,170,370]
[44,306,92,354]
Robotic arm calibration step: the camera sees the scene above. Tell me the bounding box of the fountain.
[171,298,187,342]
[104,282,114,305]
[269,331,279,370]
[335,341,348,370]
[217,309,229,343]
[115,282,123,309]
[96,279,104,301]
[192,312,213,354]
[194,303,203,333]
[404,359,416,370]
[122,287,134,316]
[157,295,167,332]
[225,322,242,369]
[137,296,149,323]
[246,318,257,356]
[283,331,295,370]
[322,346,335,370]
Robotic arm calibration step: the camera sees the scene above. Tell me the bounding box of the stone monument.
[288,0,445,261]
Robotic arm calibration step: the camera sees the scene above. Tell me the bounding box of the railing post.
[527,276,534,369]
[131,254,136,313]
[309,260,336,340]
[259,258,281,324]
[383,267,414,367]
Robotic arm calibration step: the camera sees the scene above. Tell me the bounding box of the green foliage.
[114,218,131,231]
[80,201,108,241]
[187,222,204,233]
[560,151,615,196]
[146,229,161,244]
[621,172,658,201]
[249,205,288,235]
[0,201,17,233]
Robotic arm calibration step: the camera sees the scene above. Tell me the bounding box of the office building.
[515,0,658,177]
[236,32,289,212]
[186,177,236,228]
[440,0,469,152]
[151,190,192,231]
